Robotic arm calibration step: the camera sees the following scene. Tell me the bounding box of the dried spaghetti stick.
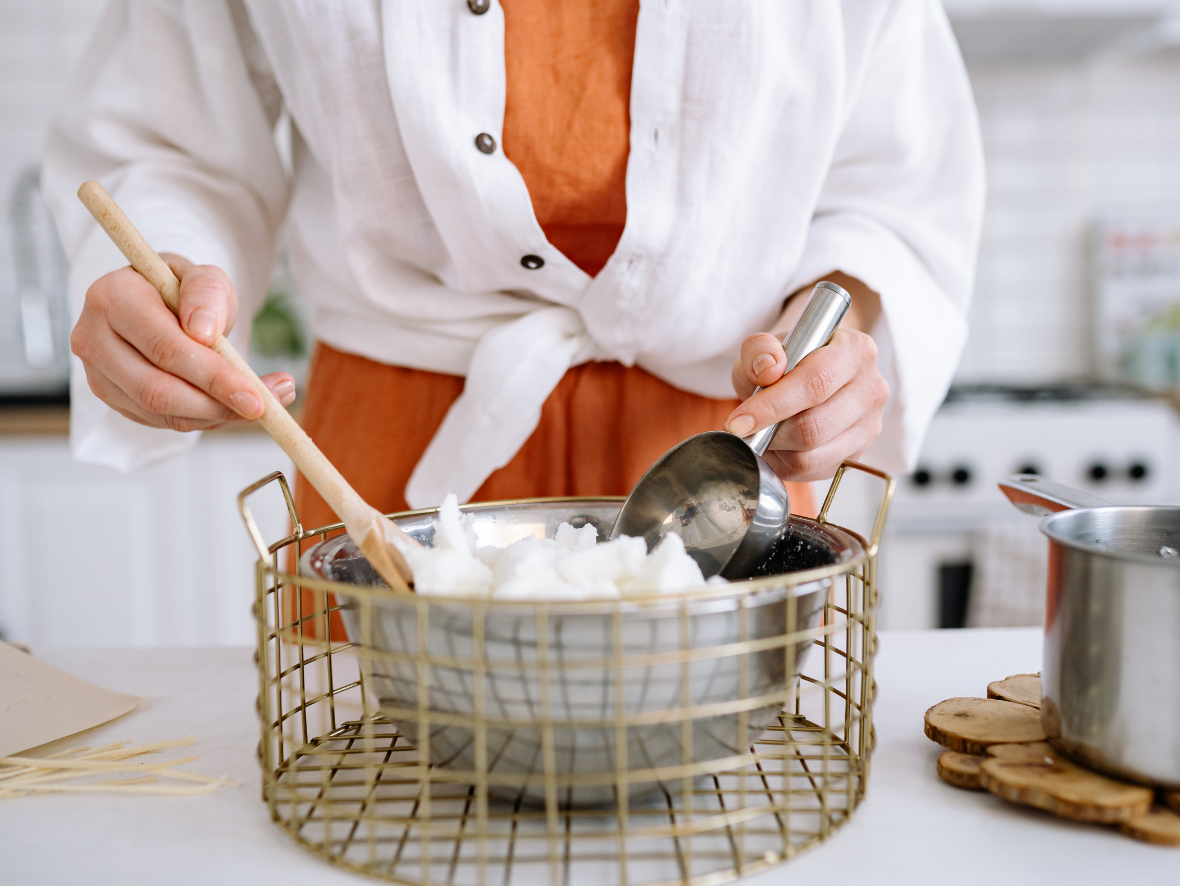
[41,739,135,761]
[0,783,216,798]
[0,736,238,800]
[74,737,195,761]
[90,777,157,787]
[0,755,200,772]
[0,768,93,788]
[45,746,93,759]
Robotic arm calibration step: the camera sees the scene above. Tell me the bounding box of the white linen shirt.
[43,0,985,507]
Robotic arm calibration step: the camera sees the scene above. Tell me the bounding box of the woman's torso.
[292,1,815,529]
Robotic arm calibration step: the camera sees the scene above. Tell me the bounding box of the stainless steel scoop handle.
[744,281,852,457]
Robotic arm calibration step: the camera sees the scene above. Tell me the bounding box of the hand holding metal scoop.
[610,281,852,580]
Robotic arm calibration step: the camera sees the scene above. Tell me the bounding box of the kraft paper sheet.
[0,641,140,758]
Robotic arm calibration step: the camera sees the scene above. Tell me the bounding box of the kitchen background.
[0,0,1177,646]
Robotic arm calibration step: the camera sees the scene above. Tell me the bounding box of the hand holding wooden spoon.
[77,180,418,593]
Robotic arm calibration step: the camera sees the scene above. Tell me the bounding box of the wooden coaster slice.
[980,742,1154,824]
[1162,791,1180,815]
[987,673,1041,708]
[924,697,1046,755]
[937,751,987,791]
[1121,807,1181,846]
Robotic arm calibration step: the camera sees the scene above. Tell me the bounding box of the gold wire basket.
[239,462,894,886]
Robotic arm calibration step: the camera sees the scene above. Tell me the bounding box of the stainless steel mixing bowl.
[301,499,863,807]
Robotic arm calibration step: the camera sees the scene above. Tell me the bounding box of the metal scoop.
[610,281,851,579]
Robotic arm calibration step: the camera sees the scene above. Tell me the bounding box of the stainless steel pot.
[301,499,865,807]
[1000,475,1179,789]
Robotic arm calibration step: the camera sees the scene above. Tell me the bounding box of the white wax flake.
[401,495,721,600]
[398,494,493,597]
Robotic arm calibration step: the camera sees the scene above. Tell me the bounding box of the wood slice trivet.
[979,742,1154,824]
[1162,791,1180,815]
[937,751,986,791]
[986,673,1041,708]
[924,697,1045,755]
[1120,807,1181,846]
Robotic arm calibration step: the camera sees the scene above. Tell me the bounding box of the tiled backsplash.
[0,2,1177,389]
[958,48,1180,383]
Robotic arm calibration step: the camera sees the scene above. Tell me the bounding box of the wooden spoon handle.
[76,181,417,584]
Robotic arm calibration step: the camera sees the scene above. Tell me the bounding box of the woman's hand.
[725,273,889,482]
[70,254,296,432]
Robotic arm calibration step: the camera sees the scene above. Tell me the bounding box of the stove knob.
[1127,462,1150,482]
[1016,462,1041,476]
[1087,462,1108,483]
[951,465,972,486]
[911,467,933,487]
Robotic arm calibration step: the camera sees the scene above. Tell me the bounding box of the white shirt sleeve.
[785,0,986,473]
[42,0,290,472]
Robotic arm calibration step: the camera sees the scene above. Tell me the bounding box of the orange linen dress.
[293,0,814,541]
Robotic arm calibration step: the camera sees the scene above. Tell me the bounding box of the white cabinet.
[0,433,295,649]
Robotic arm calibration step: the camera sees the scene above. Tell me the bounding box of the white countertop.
[3,628,1175,885]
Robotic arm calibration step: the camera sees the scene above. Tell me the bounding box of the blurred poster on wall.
[1091,216,1180,393]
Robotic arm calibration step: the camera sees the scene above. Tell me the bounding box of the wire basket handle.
[238,471,301,561]
[816,460,896,557]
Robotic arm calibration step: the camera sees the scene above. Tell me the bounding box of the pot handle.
[999,474,1112,517]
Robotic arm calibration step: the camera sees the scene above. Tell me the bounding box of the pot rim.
[299,496,868,607]
[1039,505,1180,566]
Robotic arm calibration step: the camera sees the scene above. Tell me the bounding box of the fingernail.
[272,379,295,401]
[230,390,262,418]
[751,353,775,378]
[187,308,217,339]
[728,415,755,437]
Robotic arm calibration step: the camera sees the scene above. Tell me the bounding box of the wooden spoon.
[77,180,417,593]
